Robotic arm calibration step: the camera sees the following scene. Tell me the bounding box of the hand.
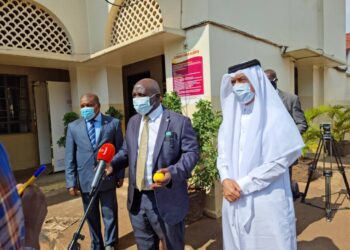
[17,184,47,249]
[105,163,113,176]
[222,179,241,202]
[116,178,124,188]
[150,168,172,189]
[68,187,80,196]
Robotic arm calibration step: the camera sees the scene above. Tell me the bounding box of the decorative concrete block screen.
[0,0,72,54]
[110,0,163,46]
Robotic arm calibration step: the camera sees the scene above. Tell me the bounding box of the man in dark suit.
[264,69,308,134]
[65,93,124,250]
[265,69,308,199]
[111,78,199,250]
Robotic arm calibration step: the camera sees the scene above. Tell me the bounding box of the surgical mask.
[133,95,154,115]
[270,78,277,89]
[80,107,95,121]
[232,83,255,104]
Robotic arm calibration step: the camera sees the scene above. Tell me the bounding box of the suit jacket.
[111,108,200,225]
[65,114,124,193]
[278,89,308,134]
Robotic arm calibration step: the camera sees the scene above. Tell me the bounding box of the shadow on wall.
[298,237,339,250]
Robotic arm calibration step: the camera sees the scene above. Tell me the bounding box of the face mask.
[80,107,95,121]
[232,83,255,104]
[133,95,154,115]
[270,79,277,89]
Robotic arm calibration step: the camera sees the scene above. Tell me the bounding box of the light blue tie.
[88,120,96,148]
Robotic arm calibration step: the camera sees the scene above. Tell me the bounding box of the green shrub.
[57,112,79,147]
[162,91,182,114]
[190,100,222,193]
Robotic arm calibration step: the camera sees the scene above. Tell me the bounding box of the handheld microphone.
[90,143,115,196]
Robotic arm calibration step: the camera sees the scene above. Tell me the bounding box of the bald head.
[132,78,161,114]
[133,78,161,96]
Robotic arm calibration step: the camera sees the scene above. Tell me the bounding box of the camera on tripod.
[301,122,350,221]
[320,123,331,139]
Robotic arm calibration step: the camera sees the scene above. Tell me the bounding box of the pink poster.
[172,55,204,97]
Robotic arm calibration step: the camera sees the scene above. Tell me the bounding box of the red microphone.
[90,143,116,196]
[97,143,115,162]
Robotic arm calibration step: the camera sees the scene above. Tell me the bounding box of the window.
[0,75,31,134]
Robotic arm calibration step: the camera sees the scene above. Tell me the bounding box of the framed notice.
[172,50,204,97]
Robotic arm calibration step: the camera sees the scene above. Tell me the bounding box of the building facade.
[0,0,348,171]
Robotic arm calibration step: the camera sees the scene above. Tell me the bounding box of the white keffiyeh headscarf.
[217,64,304,232]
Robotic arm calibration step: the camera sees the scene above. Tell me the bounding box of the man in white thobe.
[217,60,304,250]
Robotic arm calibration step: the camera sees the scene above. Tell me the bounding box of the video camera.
[320,123,331,139]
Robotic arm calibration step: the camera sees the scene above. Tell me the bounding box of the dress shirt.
[236,103,300,195]
[138,105,164,189]
[86,112,102,142]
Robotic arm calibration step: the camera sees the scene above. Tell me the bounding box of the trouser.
[129,190,185,250]
[81,188,118,250]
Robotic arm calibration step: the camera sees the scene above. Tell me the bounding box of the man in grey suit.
[265,69,308,134]
[111,78,199,250]
[65,93,124,250]
[265,69,308,199]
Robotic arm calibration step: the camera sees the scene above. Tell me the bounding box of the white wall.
[208,24,293,109]
[35,0,90,54]
[164,25,211,116]
[182,0,345,61]
[324,68,348,105]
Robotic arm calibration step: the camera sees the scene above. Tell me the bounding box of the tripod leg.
[301,139,323,203]
[332,142,350,198]
[324,170,332,221]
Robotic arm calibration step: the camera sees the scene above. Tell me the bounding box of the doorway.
[122,55,165,122]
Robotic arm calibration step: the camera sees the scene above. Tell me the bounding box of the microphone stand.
[68,172,106,250]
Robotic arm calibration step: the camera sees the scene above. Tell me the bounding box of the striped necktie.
[88,120,96,149]
[136,116,149,191]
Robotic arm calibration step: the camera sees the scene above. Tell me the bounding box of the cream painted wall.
[323,0,346,61]
[35,0,90,54]
[86,0,109,53]
[158,0,182,29]
[208,24,293,110]
[297,64,314,110]
[323,68,348,105]
[164,25,211,117]
[1,134,38,171]
[182,0,345,61]
[107,66,124,106]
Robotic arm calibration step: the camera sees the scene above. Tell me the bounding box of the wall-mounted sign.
[172,50,204,97]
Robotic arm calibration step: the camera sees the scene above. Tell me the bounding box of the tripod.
[67,173,106,250]
[301,124,350,221]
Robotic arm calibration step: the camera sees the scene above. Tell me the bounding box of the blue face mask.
[232,83,255,104]
[133,95,154,115]
[80,107,95,121]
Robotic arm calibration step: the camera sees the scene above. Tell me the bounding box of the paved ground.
[15,158,350,250]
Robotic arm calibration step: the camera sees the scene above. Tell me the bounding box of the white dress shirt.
[138,105,163,189]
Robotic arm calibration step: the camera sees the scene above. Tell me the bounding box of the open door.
[33,82,52,166]
[47,81,71,172]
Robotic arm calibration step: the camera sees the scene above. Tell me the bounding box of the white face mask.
[133,95,155,115]
[232,83,255,104]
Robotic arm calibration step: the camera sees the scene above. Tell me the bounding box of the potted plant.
[303,105,350,156]
[162,91,182,114]
[57,112,79,147]
[105,106,124,121]
[188,100,222,221]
